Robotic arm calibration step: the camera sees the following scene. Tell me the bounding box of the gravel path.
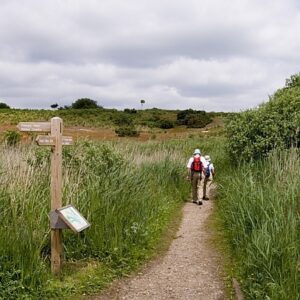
[94,185,225,300]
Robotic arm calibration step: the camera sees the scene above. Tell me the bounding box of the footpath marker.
[17,122,51,132]
[36,135,73,146]
[17,117,85,275]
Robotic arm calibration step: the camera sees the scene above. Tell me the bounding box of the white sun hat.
[193,148,201,155]
[204,155,211,161]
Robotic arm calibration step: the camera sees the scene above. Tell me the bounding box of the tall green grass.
[0,136,224,299]
[217,149,300,299]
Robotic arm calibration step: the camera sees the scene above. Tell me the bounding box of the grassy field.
[0,134,225,299]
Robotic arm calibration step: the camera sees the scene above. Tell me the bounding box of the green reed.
[217,149,300,299]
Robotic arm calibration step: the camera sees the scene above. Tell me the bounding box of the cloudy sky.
[0,0,299,111]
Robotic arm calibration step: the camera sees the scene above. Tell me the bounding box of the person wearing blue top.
[202,155,215,200]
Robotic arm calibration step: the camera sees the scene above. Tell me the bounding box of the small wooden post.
[50,117,63,274]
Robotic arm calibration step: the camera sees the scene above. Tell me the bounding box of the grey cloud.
[0,0,299,111]
[178,84,241,98]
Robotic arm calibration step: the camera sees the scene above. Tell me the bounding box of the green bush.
[71,98,101,109]
[159,120,174,129]
[115,126,140,137]
[176,109,212,128]
[226,74,300,161]
[113,114,134,126]
[124,108,137,114]
[3,130,21,146]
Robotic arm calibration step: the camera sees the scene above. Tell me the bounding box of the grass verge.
[216,149,300,299]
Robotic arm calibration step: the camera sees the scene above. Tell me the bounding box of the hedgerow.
[226,73,300,161]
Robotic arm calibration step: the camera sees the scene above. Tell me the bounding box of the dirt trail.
[94,184,225,300]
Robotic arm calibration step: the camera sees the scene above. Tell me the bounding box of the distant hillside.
[0,107,226,129]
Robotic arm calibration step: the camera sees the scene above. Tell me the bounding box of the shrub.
[3,130,21,146]
[176,109,212,128]
[71,98,101,109]
[124,108,137,114]
[115,126,140,137]
[159,120,174,129]
[113,114,134,126]
[226,73,300,161]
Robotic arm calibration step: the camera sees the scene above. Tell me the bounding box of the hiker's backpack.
[192,156,203,172]
[205,162,211,178]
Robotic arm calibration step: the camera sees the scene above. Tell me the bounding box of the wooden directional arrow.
[17,122,51,132]
[36,135,73,146]
[62,136,73,146]
[36,135,55,146]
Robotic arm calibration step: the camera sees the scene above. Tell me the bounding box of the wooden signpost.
[17,117,75,274]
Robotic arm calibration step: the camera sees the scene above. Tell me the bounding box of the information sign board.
[56,205,90,233]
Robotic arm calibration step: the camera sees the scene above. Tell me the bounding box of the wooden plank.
[36,135,55,146]
[62,136,73,146]
[36,135,73,146]
[17,122,51,132]
[50,117,63,275]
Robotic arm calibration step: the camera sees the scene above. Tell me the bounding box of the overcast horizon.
[0,0,299,112]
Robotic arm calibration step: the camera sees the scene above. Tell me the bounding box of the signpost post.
[17,117,74,274]
[50,117,63,275]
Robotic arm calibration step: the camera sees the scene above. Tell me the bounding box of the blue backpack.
[205,162,211,178]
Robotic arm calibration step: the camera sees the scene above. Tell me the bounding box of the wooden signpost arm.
[50,117,63,275]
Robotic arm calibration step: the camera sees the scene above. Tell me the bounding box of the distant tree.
[71,98,100,109]
[0,102,10,109]
[50,103,59,109]
[124,108,137,114]
[140,99,145,109]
